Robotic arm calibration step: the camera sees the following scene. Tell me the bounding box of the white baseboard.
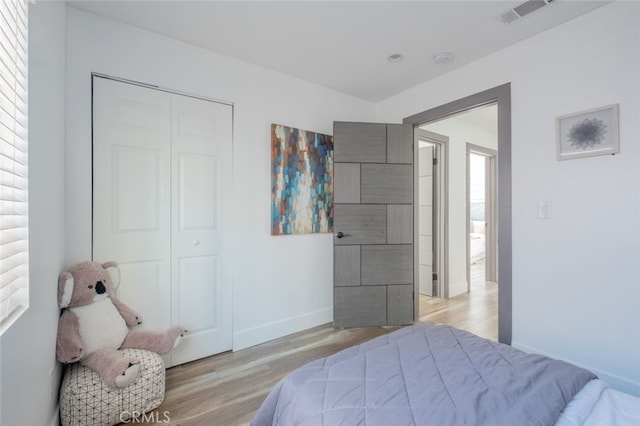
[513,342,640,397]
[233,307,333,351]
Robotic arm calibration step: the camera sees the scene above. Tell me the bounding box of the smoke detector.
[501,0,555,24]
[433,51,454,65]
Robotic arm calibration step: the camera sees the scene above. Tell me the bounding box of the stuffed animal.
[56,261,187,388]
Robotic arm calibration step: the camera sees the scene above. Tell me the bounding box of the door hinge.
[432,272,438,281]
[433,158,438,166]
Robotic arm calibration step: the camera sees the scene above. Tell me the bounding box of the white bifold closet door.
[92,76,233,367]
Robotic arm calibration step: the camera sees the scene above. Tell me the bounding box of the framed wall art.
[556,104,619,160]
[271,123,333,236]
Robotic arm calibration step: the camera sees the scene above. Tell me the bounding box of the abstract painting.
[556,104,619,160]
[271,123,333,235]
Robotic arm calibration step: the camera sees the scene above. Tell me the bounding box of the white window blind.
[0,0,28,333]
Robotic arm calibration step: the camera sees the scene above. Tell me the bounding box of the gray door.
[333,122,414,327]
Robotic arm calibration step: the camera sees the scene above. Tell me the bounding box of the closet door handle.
[336,231,348,239]
[192,239,200,246]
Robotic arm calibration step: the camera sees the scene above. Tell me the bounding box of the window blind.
[0,0,28,332]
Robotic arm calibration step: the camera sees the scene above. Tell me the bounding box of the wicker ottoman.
[59,349,166,426]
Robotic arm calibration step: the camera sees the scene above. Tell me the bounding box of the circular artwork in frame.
[556,104,619,160]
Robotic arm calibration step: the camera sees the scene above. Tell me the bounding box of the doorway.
[419,104,498,300]
[405,84,512,344]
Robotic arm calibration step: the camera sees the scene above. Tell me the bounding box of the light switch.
[537,201,552,219]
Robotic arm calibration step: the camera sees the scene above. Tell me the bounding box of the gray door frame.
[403,83,512,345]
[466,144,498,288]
[414,129,448,303]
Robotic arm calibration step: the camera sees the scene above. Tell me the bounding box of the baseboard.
[513,342,640,397]
[233,307,333,351]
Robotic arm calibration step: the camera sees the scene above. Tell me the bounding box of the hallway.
[419,259,498,341]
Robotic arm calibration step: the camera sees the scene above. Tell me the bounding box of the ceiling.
[67,0,610,102]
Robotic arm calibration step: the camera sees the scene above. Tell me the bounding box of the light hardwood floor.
[143,266,497,426]
[419,259,498,342]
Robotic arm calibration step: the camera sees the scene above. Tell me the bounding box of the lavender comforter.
[252,323,596,426]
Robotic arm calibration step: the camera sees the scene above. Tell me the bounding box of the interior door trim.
[403,83,512,345]
[466,144,498,289]
[414,129,448,304]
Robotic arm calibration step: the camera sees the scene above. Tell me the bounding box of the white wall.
[422,118,497,297]
[377,2,640,396]
[0,2,67,426]
[6,6,635,426]
[65,7,376,352]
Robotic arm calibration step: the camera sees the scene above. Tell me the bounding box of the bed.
[252,323,640,425]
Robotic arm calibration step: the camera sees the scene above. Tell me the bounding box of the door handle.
[336,231,349,239]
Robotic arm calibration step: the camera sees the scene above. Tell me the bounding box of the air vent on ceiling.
[501,0,555,24]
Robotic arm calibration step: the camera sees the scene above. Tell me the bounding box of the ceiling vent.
[501,0,555,24]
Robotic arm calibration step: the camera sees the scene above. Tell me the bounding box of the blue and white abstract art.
[271,123,333,235]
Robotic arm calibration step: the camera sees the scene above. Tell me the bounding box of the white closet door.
[93,78,173,334]
[92,77,233,367]
[169,93,233,366]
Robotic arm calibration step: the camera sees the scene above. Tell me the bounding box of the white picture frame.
[556,104,619,160]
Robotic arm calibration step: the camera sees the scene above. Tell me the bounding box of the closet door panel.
[116,261,165,332]
[170,94,233,365]
[93,77,172,330]
[178,154,218,232]
[177,256,218,328]
[112,147,162,232]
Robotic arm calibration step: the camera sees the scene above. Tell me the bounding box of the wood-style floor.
[142,262,497,426]
[419,260,498,342]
